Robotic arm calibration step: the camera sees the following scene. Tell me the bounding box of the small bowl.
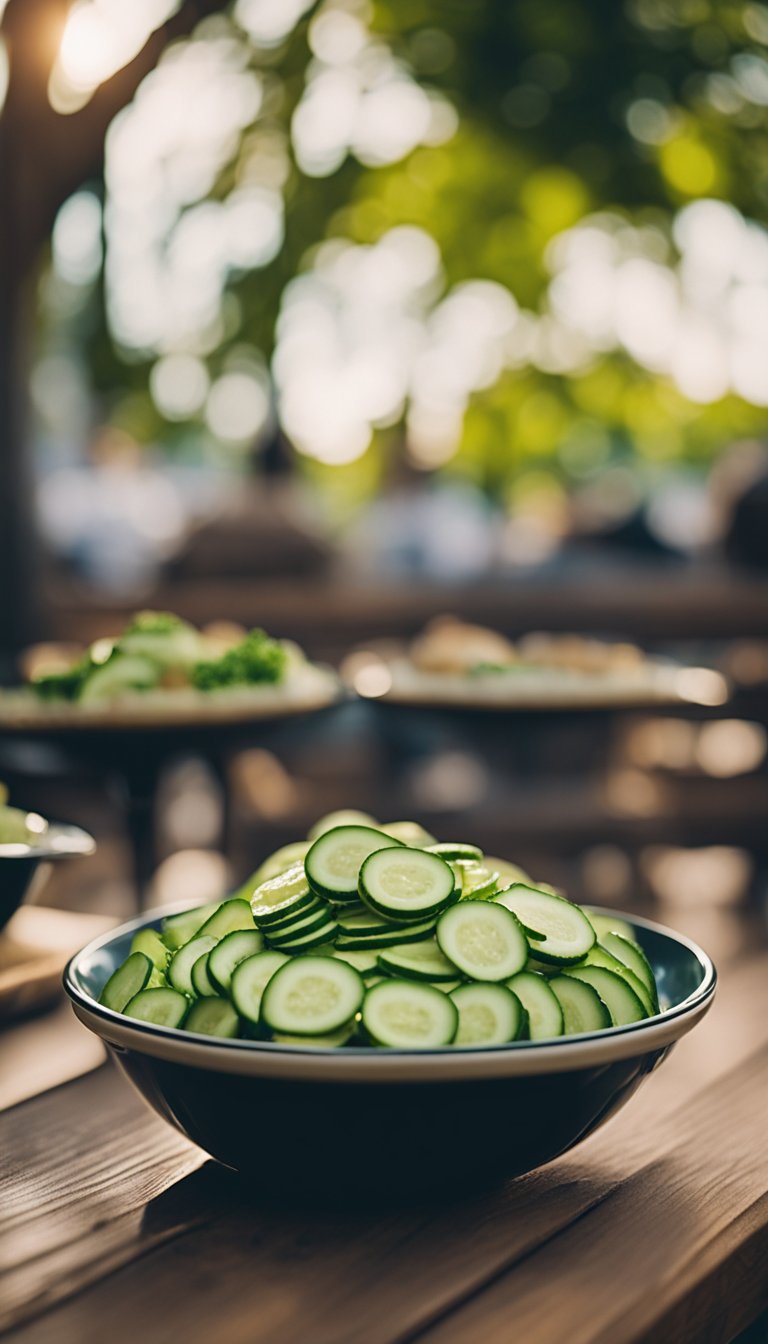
[0,814,95,931]
[65,907,715,1198]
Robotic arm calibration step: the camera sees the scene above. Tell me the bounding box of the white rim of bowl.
[64,904,716,1081]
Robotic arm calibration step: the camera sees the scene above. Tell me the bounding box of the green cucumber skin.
[427,843,483,862]
[230,952,290,1025]
[129,929,169,972]
[265,906,335,945]
[197,898,256,940]
[358,848,456,924]
[494,885,595,965]
[260,957,364,1037]
[168,936,218,997]
[123,987,189,1029]
[207,930,265,994]
[252,891,316,928]
[184,997,241,1039]
[436,901,529,983]
[99,952,153,1013]
[506,971,564,1041]
[191,953,219,998]
[584,946,654,1016]
[450,983,526,1046]
[358,890,456,925]
[601,933,660,1012]
[565,966,647,1027]
[161,901,221,950]
[304,826,404,902]
[549,976,611,1035]
[361,979,459,1048]
[336,923,436,951]
[267,922,340,954]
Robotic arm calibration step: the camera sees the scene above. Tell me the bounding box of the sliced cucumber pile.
[101,812,663,1049]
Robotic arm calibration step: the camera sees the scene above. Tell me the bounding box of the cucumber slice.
[197,898,255,939]
[99,951,153,1012]
[124,986,189,1028]
[359,847,455,922]
[549,975,611,1035]
[436,900,528,982]
[251,864,315,926]
[208,929,265,993]
[307,810,379,841]
[525,956,559,976]
[362,979,458,1048]
[265,903,336,945]
[268,918,339,954]
[584,945,654,1016]
[230,950,289,1025]
[494,885,595,964]
[263,895,329,934]
[450,983,525,1046]
[587,911,635,943]
[427,842,483,862]
[337,908,412,936]
[460,862,500,901]
[305,825,402,902]
[506,970,564,1041]
[168,935,218,996]
[161,900,221,950]
[335,919,437,950]
[328,948,381,976]
[191,952,218,998]
[184,996,240,1038]
[380,820,437,846]
[484,857,532,887]
[261,956,364,1036]
[565,966,647,1026]
[251,841,311,886]
[129,928,169,972]
[449,863,465,896]
[601,932,659,1012]
[377,939,459,983]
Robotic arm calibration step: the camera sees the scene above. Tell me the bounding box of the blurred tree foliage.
[41,0,768,506]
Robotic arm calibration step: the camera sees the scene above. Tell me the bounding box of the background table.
[2,903,768,1344]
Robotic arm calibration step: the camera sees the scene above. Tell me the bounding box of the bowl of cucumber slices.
[64,812,716,1197]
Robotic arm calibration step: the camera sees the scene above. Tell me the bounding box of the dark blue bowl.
[0,816,95,930]
[65,907,715,1199]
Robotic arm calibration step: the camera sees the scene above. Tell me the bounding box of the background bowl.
[65,907,716,1199]
[0,816,95,931]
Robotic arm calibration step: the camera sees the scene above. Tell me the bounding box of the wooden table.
[2,905,768,1344]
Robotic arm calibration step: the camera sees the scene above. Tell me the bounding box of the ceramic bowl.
[0,815,95,930]
[64,906,715,1198]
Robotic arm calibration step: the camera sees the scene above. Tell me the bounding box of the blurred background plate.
[357,653,728,712]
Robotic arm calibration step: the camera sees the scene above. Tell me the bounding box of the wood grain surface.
[2,910,767,1344]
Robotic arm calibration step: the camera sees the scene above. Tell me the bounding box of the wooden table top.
[2,904,768,1344]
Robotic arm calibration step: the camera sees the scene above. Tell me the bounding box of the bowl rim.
[64,903,717,1080]
[0,815,95,860]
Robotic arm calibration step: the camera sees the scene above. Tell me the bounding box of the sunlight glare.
[54,0,181,108]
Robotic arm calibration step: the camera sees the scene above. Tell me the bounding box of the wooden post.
[0,0,227,668]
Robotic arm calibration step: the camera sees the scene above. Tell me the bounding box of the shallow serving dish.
[65,906,716,1198]
[0,816,95,931]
